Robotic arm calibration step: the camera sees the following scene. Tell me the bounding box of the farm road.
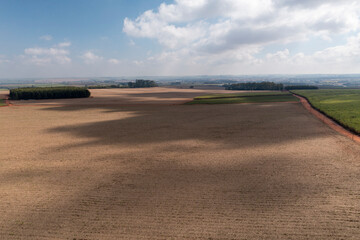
[1,91,360,239]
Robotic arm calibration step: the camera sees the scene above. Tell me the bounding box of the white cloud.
[108,58,120,64]
[40,35,53,41]
[23,47,71,65]
[81,51,103,64]
[24,47,68,56]
[57,41,71,47]
[124,0,360,51]
[0,55,10,64]
[123,0,360,74]
[266,49,290,62]
[129,39,135,46]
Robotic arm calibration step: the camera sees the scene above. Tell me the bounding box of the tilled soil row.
[1,89,360,239]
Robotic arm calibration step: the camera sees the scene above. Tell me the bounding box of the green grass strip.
[187,93,298,105]
[292,89,360,134]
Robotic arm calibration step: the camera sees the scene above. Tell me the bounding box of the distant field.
[292,89,360,134]
[188,92,298,104]
[0,84,66,89]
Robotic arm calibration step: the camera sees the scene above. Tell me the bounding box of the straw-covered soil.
[1,88,360,239]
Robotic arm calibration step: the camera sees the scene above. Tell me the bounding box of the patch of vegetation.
[187,92,298,105]
[0,99,5,106]
[285,85,318,90]
[87,84,128,89]
[128,79,157,88]
[88,80,157,89]
[224,82,283,91]
[194,91,290,100]
[292,89,360,134]
[10,87,90,100]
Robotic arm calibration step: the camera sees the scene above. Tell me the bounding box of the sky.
[1,0,360,78]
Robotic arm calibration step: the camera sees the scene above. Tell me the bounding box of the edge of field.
[0,90,8,106]
[291,91,360,137]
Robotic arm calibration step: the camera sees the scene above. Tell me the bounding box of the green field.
[292,89,360,134]
[188,92,298,104]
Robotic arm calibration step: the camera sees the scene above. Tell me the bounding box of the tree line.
[224,82,284,91]
[128,79,157,88]
[10,87,90,100]
[87,84,128,89]
[284,85,318,90]
[88,80,158,89]
[224,82,319,91]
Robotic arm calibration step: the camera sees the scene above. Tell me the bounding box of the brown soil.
[1,88,360,239]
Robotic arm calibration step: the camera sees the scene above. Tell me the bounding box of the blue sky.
[1,0,360,78]
[0,0,165,60]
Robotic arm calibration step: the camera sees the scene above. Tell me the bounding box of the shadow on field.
[7,150,338,238]
[6,102,358,238]
[124,91,213,99]
[42,103,331,150]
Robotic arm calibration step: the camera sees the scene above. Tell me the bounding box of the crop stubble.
[1,88,360,239]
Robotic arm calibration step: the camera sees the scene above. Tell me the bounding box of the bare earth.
[1,88,360,239]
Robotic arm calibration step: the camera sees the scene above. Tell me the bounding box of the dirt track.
[1,88,360,239]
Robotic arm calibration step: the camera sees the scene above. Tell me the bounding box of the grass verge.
[292,89,360,134]
[187,92,298,105]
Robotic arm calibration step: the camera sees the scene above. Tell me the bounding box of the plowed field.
[1,88,360,239]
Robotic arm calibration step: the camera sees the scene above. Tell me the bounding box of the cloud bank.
[123,0,360,74]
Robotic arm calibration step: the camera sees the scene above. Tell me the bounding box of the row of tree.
[284,85,318,90]
[10,87,90,100]
[224,82,284,91]
[87,84,128,89]
[224,82,319,91]
[128,80,157,88]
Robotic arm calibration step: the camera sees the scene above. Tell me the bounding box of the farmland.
[292,89,360,134]
[187,91,298,104]
[1,87,360,239]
